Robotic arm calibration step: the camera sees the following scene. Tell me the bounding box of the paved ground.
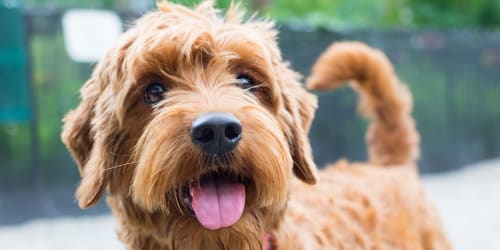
[422,159,500,250]
[1,159,499,250]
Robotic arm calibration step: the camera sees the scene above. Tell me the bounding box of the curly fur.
[61,1,450,249]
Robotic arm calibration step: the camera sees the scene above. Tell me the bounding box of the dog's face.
[62,1,317,246]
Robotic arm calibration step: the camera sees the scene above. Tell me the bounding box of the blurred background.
[0,0,499,249]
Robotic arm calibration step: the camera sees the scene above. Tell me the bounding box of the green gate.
[0,5,30,123]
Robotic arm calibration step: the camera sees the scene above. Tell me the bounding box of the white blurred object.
[62,9,122,63]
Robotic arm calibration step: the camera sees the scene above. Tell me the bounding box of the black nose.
[190,112,242,155]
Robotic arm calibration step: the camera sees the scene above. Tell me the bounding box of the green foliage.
[266,0,388,28]
[477,0,500,28]
[16,0,500,28]
[267,0,500,28]
[167,0,235,9]
[407,0,500,28]
[20,0,240,12]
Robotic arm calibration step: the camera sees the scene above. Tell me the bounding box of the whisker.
[246,85,261,92]
[203,153,213,167]
[222,153,230,167]
[104,161,138,171]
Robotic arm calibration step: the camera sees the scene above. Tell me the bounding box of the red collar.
[263,232,271,250]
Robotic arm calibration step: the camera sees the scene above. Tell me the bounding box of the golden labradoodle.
[61,1,451,249]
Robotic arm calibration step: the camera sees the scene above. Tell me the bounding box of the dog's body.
[272,42,450,250]
[276,163,441,249]
[61,1,450,249]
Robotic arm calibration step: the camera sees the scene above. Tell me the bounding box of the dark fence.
[279,26,500,173]
[1,10,500,191]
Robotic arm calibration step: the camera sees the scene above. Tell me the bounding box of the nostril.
[224,123,241,140]
[194,126,215,144]
[191,112,242,155]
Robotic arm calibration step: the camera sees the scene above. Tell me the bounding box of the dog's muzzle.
[190,112,242,155]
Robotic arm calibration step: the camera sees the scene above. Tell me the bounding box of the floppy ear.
[62,80,97,174]
[61,29,136,208]
[279,69,319,184]
[61,78,111,208]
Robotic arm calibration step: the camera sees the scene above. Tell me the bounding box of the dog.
[61,1,451,249]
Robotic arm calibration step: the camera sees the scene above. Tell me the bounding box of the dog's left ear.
[61,78,111,209]
[279,69,319,184]
[61,33,134,208]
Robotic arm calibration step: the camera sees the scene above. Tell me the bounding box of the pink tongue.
[190,175,246,230]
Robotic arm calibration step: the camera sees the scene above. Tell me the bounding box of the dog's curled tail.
[306,42,419,166]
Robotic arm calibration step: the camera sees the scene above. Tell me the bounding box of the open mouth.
[182,172,249,230]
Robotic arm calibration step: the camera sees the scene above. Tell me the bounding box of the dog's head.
[62,0,317,246]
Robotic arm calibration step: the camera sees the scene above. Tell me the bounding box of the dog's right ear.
[277,66,319,185]
[62,78,110,209]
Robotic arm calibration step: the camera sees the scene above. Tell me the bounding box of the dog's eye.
[235,74,257,91]
[144,82,166,105]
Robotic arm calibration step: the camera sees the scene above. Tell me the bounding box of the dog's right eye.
[144,82,166,105]
[235,74,258,93]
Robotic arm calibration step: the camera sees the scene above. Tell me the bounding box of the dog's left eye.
[235,74,257,91]
[144,82,166,105]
